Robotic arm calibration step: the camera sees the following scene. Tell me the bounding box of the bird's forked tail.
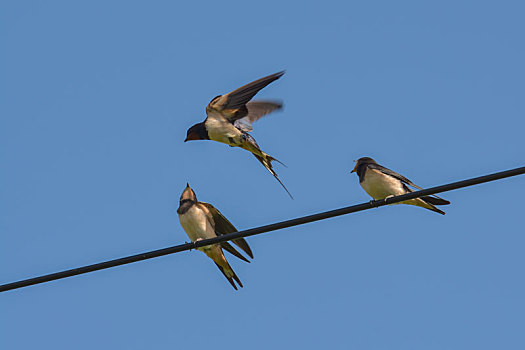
[252,152,293,199]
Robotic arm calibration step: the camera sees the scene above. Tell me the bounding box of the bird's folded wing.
[199,202,254,259]
[369,163,419,187]
[221,241,250,263]
[370,163,448,201]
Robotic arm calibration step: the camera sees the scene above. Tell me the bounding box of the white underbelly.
[178,206,216,243]
[206,115,243,146]
[361,169,406,200]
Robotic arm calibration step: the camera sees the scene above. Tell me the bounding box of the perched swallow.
[177,184,253,290]
[185,71,292,198]
[351,157,451,215]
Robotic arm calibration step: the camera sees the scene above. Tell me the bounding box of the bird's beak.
[351,163,358,173]
[181,183,196,201]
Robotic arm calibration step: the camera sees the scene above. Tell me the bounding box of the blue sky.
[1,1,524,349]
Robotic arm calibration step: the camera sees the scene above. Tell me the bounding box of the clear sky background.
[1,1,524,349]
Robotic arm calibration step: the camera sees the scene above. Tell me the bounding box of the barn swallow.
[351,157,450,215]
[184,71,292,198]
[177,184,253,290]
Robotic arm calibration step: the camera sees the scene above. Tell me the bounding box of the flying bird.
[177,184,253,290]
[351,157,450,215]
[184,71,292,198]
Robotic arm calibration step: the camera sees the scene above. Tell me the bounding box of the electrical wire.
[1,165,524,293]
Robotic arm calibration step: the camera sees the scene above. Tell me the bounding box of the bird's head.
[351,157,377,174]
[177,183,197,214]
[180,183,197,203]
[184,122,208,142]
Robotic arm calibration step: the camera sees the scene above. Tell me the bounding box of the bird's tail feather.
[214,262,243,290]
[410,198,446,215]
[253,153,293,199]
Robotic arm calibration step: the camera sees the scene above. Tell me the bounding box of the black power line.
[1,166,524,293]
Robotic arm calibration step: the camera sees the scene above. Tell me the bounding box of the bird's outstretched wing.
[233,100,283,132]
[206,71,284,121]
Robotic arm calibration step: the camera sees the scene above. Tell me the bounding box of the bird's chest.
[361,169,404,199]
[205,114,243,146]
[178,206,215,242]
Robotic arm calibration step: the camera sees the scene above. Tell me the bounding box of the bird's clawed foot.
[384,195,395,205]
[190,238,204,251]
